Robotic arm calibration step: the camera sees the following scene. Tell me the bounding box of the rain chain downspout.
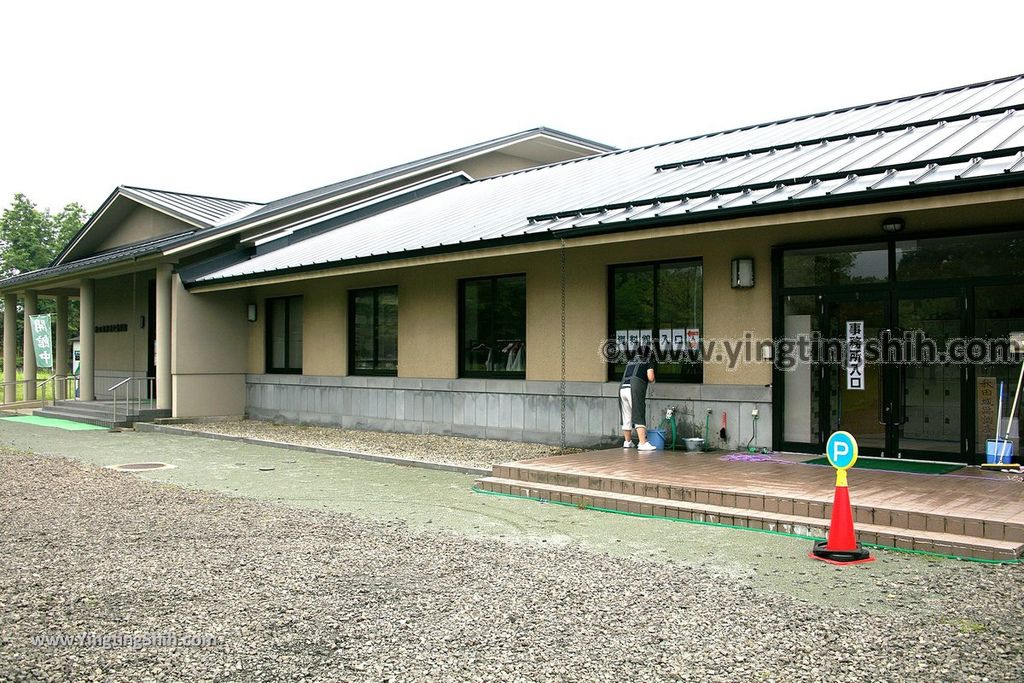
[559,237,568,450]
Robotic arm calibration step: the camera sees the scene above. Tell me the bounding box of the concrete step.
[491,462,1024,547]
[35,401,170,428]
[34,407,127,428]
[475,476,1024,561]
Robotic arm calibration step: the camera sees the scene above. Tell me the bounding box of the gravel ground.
[2,449,1023,682]
[174,420,577,468]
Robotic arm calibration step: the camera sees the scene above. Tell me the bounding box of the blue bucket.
[647,428,666,450]
[986,439,1014,464]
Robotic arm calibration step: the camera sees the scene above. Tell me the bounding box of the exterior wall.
[95,206,190,252]
[171,275,248,417]
[246,374,772,449]
[241,231,779,445]
[219,191,1024,446]
[93,272,152,397]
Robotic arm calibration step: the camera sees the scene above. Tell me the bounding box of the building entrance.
[774,230,1024,464]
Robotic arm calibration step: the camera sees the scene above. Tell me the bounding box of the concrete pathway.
[0,419,1003,614]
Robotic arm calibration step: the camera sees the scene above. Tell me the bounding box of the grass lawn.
[0,368,57,402]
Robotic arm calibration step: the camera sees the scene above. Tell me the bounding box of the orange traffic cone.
[810,468,874,565]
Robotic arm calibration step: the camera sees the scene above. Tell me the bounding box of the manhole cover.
[107,462,176,472]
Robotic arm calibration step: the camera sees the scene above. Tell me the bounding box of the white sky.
[1,0,1022,214]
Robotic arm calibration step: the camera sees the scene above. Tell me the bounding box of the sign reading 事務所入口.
[29,314,53,369]
[846,320,864,391]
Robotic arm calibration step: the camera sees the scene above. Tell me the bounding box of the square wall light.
[247,303,258,322]
[731,257,754,289]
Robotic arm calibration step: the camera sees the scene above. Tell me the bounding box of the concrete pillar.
[79,279,95,401]
[155,263,172,411]
[55,294,68,400]
[3,293,16,403]
[22,290,37,401]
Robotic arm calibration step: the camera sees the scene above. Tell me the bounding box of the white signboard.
[846,320,865,390]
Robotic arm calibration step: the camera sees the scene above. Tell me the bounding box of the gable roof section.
[1,127,612,291]
[193,73,1024,285]
[53,186,263,266]
[166,127,617,252]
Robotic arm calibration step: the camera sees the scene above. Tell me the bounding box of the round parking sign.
[825,431,858,470]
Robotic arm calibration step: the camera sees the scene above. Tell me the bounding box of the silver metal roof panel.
[183,74,1024,283]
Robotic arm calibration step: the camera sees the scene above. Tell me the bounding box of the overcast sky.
[1,1,1022,215]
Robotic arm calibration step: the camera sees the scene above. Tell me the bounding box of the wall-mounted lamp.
[882,216,905,233]
[731,257,754,289]
[247,303,258,322]
[139,315,146,329]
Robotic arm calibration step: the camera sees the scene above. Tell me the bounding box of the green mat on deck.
[0,415,107,431]
[802,456,962,475]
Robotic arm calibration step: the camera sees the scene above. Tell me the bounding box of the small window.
[460,274,526,378]
[609,259,702,383]
[349,286,398,375]
[266,296,302,373]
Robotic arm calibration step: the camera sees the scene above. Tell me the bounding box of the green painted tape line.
[1,415,108,431]
[470,486,1022,565]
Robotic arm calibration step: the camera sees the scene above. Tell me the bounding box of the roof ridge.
[120,185,264,206]
[250,126,614,213]
[466,73,1024,186]
[654,104,1021,172]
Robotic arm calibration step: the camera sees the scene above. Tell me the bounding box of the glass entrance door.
[894,290,967,460]
[821,291,969,461]
[821,294,892,456]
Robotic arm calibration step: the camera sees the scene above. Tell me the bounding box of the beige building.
[3,76,1024,464]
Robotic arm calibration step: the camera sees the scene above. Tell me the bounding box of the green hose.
[471,486,1021,565]
[658,414,678,449]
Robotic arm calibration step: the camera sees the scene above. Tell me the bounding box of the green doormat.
[803,456,962,475]
[0,415,107,431]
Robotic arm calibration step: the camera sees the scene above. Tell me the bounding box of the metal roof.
[118,186,263,227]
[0,232,191,289]
[214,127,616,229]
[50,185,264,268]
[195,74,1024,284]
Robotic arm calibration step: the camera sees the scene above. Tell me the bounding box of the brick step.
[493,463,1024,545]
[476,476,1024,561]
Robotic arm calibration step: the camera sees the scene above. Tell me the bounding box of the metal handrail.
[36,375,57,406]
[1,376,65,405]
[108,377,132,425]
[131,377,156,416]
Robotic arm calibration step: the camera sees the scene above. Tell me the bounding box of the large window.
[266,296,303,373]
[460,274,526,378]
[609,259,702,382]
[350,286,398,375]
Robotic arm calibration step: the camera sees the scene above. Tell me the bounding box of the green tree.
[0,193,87,277]
[0,194,88,366]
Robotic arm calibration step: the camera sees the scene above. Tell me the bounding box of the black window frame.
[265,295,303,374]
[458,273,527,379]
[606,257,704,384]
[348,285,399,377]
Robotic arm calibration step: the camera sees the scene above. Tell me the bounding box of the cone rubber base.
[809,540,875,565]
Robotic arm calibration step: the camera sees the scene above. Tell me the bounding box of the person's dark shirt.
[621,356,652,386]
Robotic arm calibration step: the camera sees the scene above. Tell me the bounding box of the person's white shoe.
[637,441,657,451]
[623,440,634,448]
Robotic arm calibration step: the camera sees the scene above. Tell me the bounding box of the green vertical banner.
[29,314,53,368]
